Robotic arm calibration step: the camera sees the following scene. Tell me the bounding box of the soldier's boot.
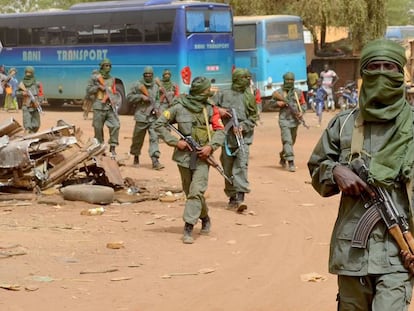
[200,216,211,235]
[182,223,194,244]
[227,196,238,209]
[236,192,247,213]
[109,145,116,158]
[151,157,165,170]
[279,158,286,168]
[288,161,296,172]
[133,155,140,167]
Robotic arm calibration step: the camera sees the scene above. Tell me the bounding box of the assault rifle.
[139,84,160,117]
[18,82,43,114]
[350,158,414,254]
[95,74,120,114]
[272,91,309,129]
[155,77,174,106]
[167,123,233,184]
[223,108,245,155]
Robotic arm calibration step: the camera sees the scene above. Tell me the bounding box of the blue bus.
[233,15,307,110]
[0,0,234,114]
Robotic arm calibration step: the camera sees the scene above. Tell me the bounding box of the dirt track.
[0,108,410,311]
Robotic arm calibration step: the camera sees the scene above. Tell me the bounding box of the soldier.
[127,66,164,170]
[308,39,414,311]
[271,72,306,172]
[16,66,43,133]
[215,68,259,212]
[156,69,179,113]
[85,59,120,157]
[154,76,225,244]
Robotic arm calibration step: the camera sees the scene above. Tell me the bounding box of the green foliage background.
[1,0,414,52]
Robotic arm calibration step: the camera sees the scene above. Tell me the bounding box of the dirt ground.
[0,107,410,311]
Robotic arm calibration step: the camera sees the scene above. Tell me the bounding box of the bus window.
[186,11,205,32]
[210,11,231,32]
[126,24,143,42]
[234,24,256,50]
[19,28,33,46]
[93,25,109,43]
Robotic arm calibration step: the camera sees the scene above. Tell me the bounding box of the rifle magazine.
[351,205,381,248]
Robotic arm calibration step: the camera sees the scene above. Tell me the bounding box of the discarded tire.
[60,184,114,204]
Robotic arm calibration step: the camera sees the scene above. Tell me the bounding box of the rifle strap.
[349,112,369,163]
[202,107,211,143]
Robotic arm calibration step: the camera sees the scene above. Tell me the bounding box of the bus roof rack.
[70,0,174,10]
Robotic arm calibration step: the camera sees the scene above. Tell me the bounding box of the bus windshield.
[234,15,307,106]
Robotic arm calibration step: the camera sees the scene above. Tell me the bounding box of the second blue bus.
[234,15,308,110]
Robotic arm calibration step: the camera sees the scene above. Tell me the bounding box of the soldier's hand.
[197,145,212,160]
[218,107,231,118]
[333,165,374,197]
[141,95,150,103]
[99,85,106,91]
[233,125,243,135]
[401,250,414,274]
[176,139,192,151]
[277,100,287,108]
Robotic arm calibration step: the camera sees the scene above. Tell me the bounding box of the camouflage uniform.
[308,39,414,311]
[86,59,120,155]
[158,69,179,113]
[15,66,42,133]
[215,68,258,212]
[127,66,164,170]
[154,76,225,244]
[272,72,305,172]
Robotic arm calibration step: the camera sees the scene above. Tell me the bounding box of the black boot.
[182,223,194,244]
[109,145,116,157]
[151,157,165,170]
[133,155,139,166]
[288,160,296,172]
[200,216,211,235]
[227,196,238,209]
[236,192,247,213]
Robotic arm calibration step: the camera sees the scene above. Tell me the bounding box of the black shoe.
[288,161,296,172]
[151,157,165,170]
[227,196,238,209]
[133,155,139,166]
[109,146,116,157]
[236,192,247,213]
[200,216,211,235]
[183,223,194,244]
[279,158,286,168]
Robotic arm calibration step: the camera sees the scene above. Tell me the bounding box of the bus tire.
[115,83,131,115]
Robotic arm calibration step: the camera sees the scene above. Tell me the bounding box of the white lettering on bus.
[56,49,109,61]
[206,43,229,49]
[194,43,229,49]
[22,51,41,62]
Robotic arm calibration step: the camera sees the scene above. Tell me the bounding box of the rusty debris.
[0,117,123,191]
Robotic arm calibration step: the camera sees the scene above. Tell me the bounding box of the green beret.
[283,72,295,80]
[360,39,406,74]
[190,76,211,95]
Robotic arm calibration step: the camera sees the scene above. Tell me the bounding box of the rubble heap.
[0,117,124,191]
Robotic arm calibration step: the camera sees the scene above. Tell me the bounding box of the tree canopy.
[1,0,414,54]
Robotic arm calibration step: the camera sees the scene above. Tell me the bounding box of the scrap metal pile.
[0,117,124,192]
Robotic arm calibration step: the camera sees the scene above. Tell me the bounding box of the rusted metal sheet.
[94,155,124,187]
